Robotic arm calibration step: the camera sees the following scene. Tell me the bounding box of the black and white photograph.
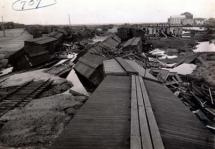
[0,0,215,148]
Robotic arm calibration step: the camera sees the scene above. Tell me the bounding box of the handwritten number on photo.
[12,0,57,11]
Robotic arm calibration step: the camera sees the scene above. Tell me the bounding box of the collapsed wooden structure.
[121,37,142,53]
[9,32,64,70]
[74,52,106,86]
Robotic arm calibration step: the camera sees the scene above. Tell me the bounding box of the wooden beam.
[130,75,142,149]
[139,76,165,149]
[135,76,153,149]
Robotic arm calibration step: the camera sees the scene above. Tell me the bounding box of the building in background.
[168,15,185,25]
[182,18,194,26]
[168,12,206,26]
[181,12,193,19]
[194,18,206,26]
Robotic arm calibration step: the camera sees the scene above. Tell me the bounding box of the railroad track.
[0,79,53,118]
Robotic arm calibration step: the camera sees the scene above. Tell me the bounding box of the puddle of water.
[163,63,197,75]
[193,41,215,52]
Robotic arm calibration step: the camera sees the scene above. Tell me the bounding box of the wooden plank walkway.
[50,75,131,149]
[50,58,214,149]
[131,75,164,149]
[144,79,215,149]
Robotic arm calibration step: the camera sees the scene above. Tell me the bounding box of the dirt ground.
[0,28,33,70]
[0,92,87,148]
[0,28,33,57]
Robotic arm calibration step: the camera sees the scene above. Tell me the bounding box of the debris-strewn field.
[0,24,215,148]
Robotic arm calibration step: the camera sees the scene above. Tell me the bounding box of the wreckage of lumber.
[50,58,214,149]
[173,53,200,67]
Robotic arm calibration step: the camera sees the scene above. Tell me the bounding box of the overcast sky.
[1,0,215,25]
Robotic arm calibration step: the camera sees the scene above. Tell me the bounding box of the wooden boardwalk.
[51,75,131,149]
[50,58,214,149]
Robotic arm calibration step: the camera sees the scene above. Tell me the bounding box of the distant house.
[121,37,142,53]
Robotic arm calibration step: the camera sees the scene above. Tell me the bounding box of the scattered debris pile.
[193,53,215,86]
[151,68,215,132]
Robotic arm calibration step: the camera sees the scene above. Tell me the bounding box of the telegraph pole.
[68,14,71,26]
[1,16,6,37]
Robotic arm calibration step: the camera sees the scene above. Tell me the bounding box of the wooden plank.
[115,57,138,75]
[130,75,142,149]
[126,60,158,81]
[135,76,153,149]
[139,76,151,108]
[103,59,127,76]
[50,75,130,149]
[139,76,165,149]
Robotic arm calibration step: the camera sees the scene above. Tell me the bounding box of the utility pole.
[68,14,71,26]
[1,16,6,37]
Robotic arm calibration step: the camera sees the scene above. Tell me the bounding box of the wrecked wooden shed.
[9,36,59,70]
[9,47,50,70]
[101,34,121,49]
[74,52,106,87]
[89,35,121,56]
[122,37,142,53]
[25,36,57,54]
